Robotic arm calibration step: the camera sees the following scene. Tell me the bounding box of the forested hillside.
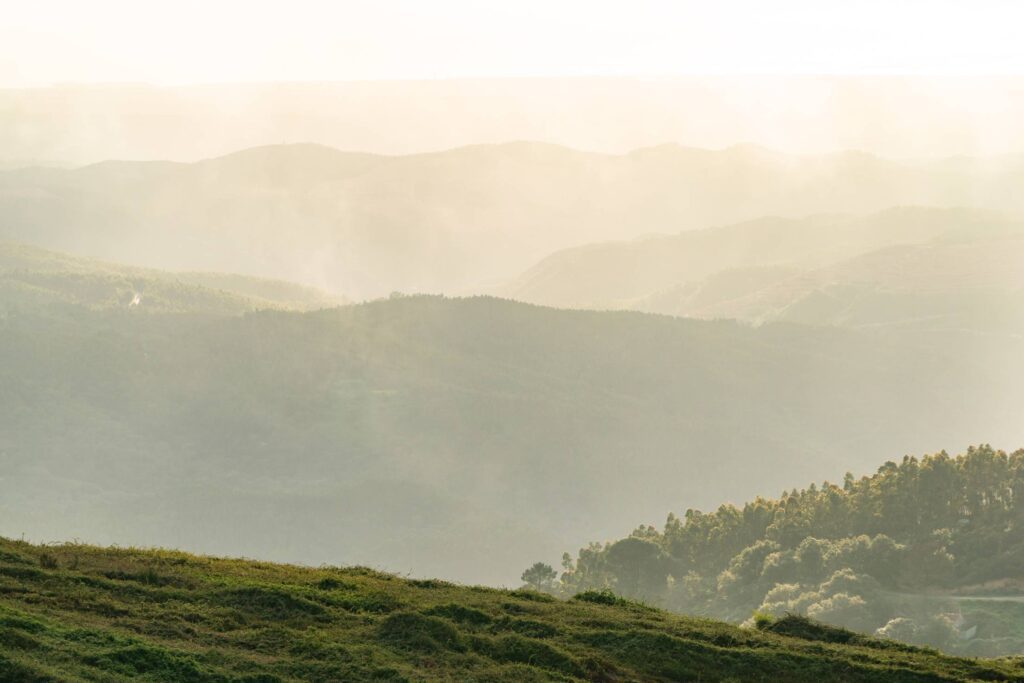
[534,446,1024,656]
[2,537,1022,682]
[2,289,1022,585]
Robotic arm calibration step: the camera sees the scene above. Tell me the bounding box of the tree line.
[524,446,1024,655]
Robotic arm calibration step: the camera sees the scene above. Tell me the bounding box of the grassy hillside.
[2,294,1022,585]
[1,538,1022,682]
[0,241,347,314]
[4,143,1024,298]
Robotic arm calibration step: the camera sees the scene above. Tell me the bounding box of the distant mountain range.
[3,143,1024,299]
[503,207,1024,334]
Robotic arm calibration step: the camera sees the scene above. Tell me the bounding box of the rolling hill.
[1,537,1021,682]
[504,207,1024,333]
[3,143,1024,299]
[0,241,346,314]
[645,237,1024,332]
[2,283,1022,585]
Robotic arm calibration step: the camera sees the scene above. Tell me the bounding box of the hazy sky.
[3,0,1023,86]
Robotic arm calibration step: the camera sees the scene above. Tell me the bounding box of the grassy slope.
[1,539,1022,682]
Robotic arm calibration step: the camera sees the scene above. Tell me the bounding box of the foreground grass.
[0,539,1022,682]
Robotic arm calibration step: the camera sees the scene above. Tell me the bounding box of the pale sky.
[2,0,1023,87]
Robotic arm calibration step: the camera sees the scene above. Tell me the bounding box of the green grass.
[1,539,1022,681]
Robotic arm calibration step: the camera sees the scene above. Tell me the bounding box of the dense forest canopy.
[530,446,1024,656]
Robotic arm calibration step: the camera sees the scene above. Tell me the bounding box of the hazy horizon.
[6,76,1024,166]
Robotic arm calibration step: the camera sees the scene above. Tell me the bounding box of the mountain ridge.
[503,206,1024,332]
[4,142,1024,298]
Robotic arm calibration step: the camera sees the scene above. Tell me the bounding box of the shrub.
[83,645,205,679]
[377,612,465,653]
[474,634,582,676]
[573,590,622,606]
[315,577,355,591]
[493,617,558,639]
[758,613,861,645]
[217,586,325,619]
[509,589,555,603]
[424,603,492,626]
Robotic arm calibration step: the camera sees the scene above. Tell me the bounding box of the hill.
[503,207,1024,333]
[2,293,1022,585]
[4,144,1024,299]
[654,237,1024,332]
[0,241,346,314]
[1,538,1021,682]
[538,446,1024,657]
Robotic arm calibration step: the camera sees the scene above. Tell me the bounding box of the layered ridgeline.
[0,241,346,314]
[3,540,1021,682]
[531,446,1024,657]
[2,248,1023,585]
[503,207,1024,333]
[4,144,1024,299]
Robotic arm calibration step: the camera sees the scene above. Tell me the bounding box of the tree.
[605,537,670,599]
[553,446,1024,654]
[521,562,557,593]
